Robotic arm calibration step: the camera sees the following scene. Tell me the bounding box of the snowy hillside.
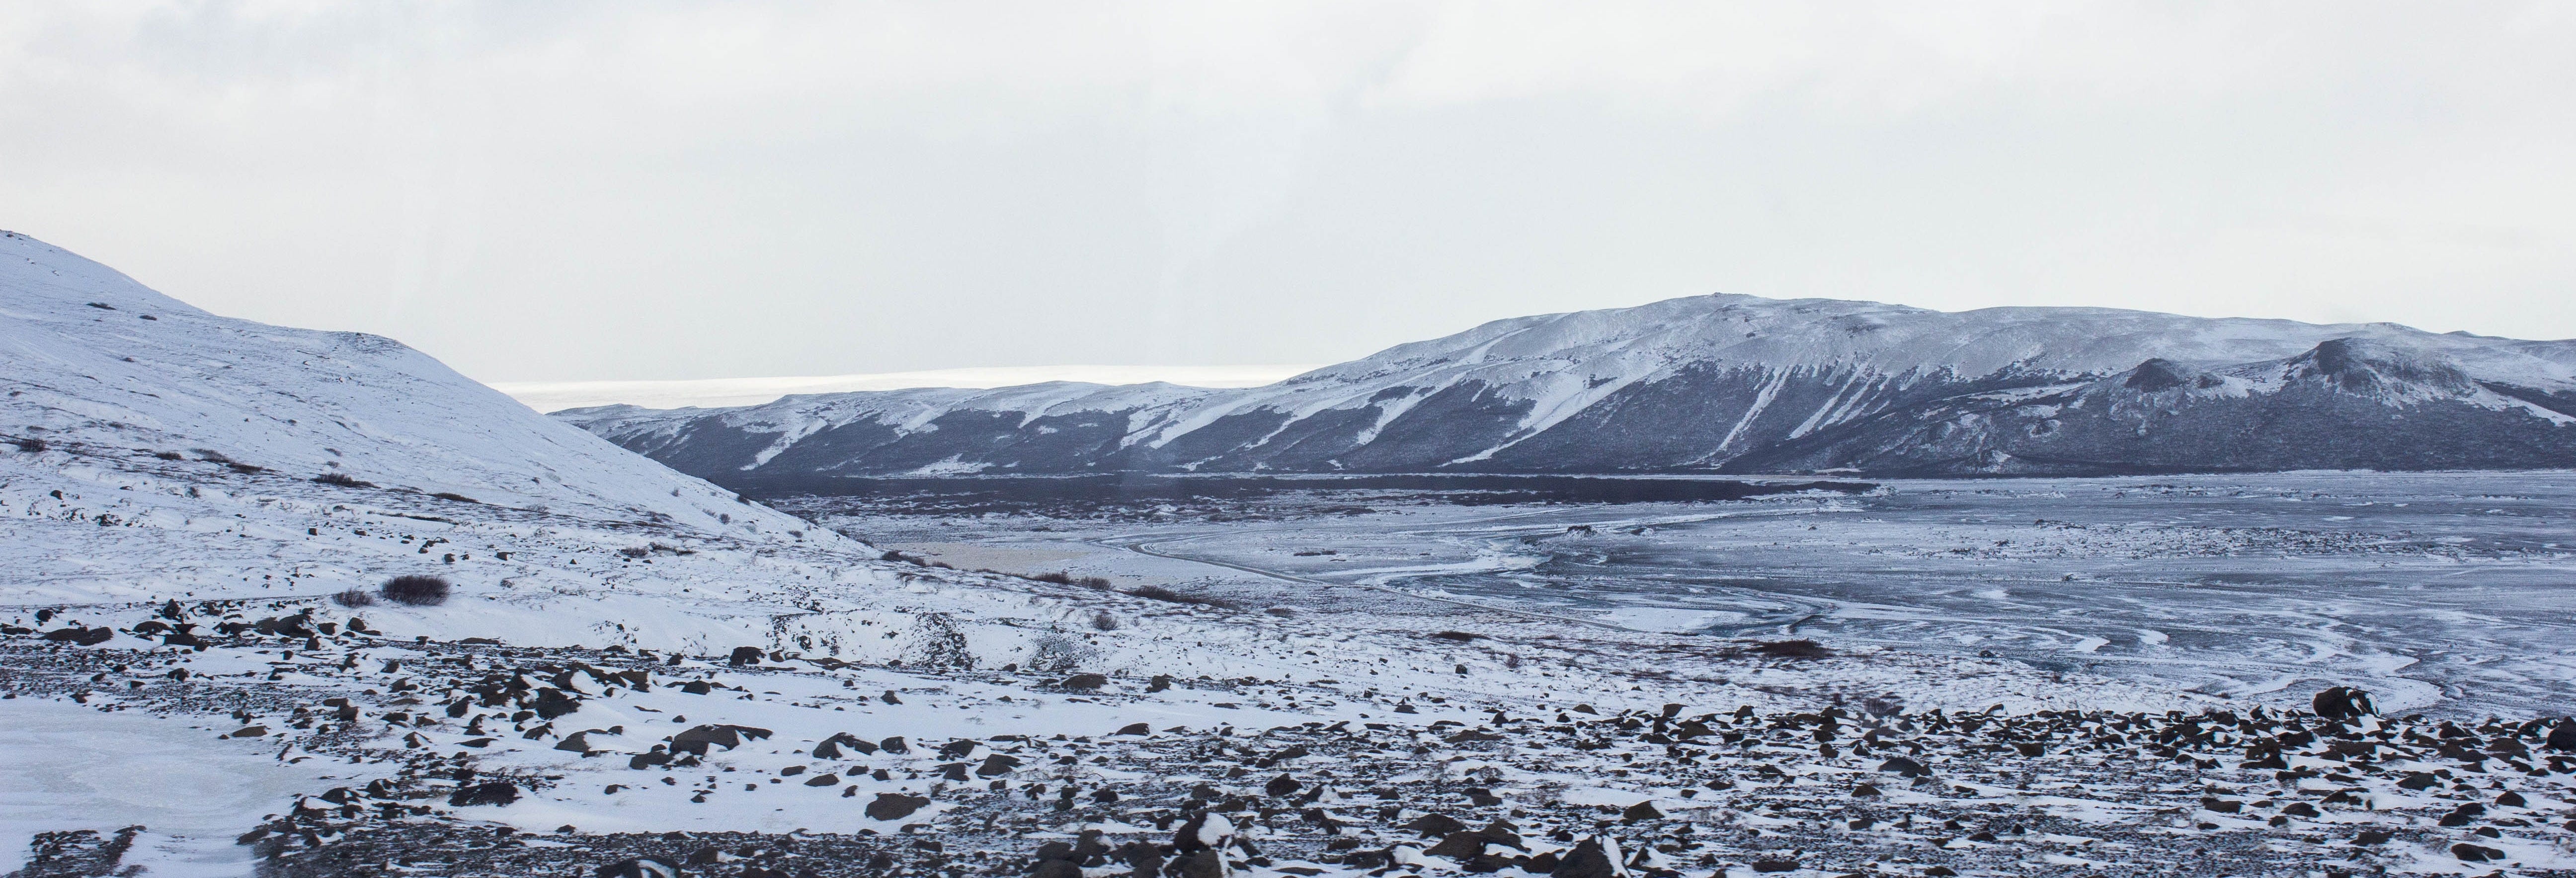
[0,230,818,535]
[562,294,2576,479]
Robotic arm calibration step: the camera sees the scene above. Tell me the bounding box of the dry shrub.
[381,575,451,606]
[1127,585,1239,609]
[1743,639,1832,659]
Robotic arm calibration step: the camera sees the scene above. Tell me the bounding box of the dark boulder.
[865,792,931,821]
[448,782,519,807]
[2311,686,2375,720]
[1549,837,1618,878]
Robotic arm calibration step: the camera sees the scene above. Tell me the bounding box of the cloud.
[2,1,2572,384]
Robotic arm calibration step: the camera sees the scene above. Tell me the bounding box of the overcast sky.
[4,2,2572,383]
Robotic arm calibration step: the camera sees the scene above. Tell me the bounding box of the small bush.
[1431,630,1481,641]
[1030,571,1116,589]
[9,438,44,453]
[314,473,374,488]
[1126,585,1240,610]
[226,462,264,474]
[1031,571,1075,585]
[380,575,451,606]
[1025,633,1094,674]
[1746,639,1832,659]
[332,588,376,608]
[431,492,478,503]
[1090,612,1120,631]
[153,451,182,460]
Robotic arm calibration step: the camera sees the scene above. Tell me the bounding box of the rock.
[1264,774,1301,797]
[1750,861,1798,874]
[449,782,519,807]
[865,792,931,821]
[1424,832,1487,861]
[41,627,116,645]
[1061,673,1109,691]
[1031,861,1081,878]
[1403,813,1467,838]
[2311,686,2375,720]
[596,857,681,878]
[228,725,267,738]
[2452,843,2505,862]
[1119,841,1164,878]
[1172,812,1233,854]
[1620,801,1663,822]
[1115,722,1152,736]
[804,773,839,787]
[2352,829,2393,846]
[1146,674,1174,693]
[2549,720,2576,751]
[815,732,876,758]
[977,754,1024,777]
[1169,849,1225,878]
[728,646,764,666]
[1879,756,1931,777]
[880,736,909,754]
[670,723,772,755]
[1549,837,1621,878]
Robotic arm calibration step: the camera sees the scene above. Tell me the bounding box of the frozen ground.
[806,471,2576,719]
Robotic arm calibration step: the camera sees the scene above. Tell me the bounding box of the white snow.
[495,365,1321,413]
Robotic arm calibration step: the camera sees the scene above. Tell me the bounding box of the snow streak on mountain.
[560,295,2576,480]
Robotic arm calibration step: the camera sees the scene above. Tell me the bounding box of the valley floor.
[9,459,2576,877]
[810,471,2576,719]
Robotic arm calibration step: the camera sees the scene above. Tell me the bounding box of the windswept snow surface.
[562,294,2576,479]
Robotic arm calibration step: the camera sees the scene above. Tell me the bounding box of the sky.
[2,2,2572,384]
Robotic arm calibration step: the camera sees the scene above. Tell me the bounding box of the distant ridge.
[494,364,1322,412]
[557,293,2576,479]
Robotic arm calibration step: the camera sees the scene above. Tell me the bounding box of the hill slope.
[560,294,2576,479]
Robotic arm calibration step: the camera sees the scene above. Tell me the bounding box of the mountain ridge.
[563,292,2576,479]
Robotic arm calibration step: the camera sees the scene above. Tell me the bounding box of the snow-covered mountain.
[560,294,2576,479]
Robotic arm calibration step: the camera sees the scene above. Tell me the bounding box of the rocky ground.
[9,609,2576,878]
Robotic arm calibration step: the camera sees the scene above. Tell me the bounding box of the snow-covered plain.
[818,472,2576,719]
[12,228,2576,877]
